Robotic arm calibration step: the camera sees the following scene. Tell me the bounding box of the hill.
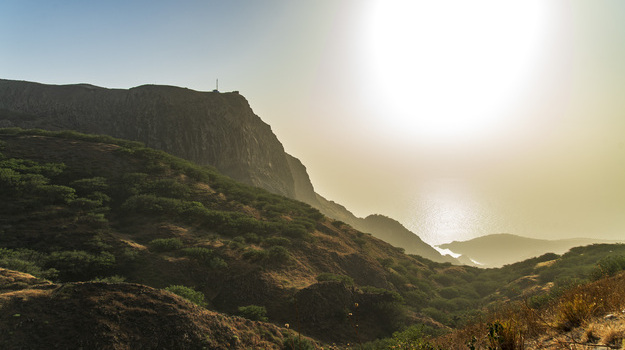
[1,129,625,347]
[439,233,623,267]
[0,268,300,349]
[0,78,451,264]
[0,128,459,344]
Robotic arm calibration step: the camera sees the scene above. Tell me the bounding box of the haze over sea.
[396,175,624,247]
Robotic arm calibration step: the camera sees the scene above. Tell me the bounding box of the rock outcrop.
[0,79,295,197]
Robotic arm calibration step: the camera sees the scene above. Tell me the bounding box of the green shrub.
[165,285,207,307]
[0,248,58,280]
[70,177,108,194]
[264,237,291,247]
[281,224,308,238]
[37,184,76,204]
[316,273,354,286]
[242,249,269,262]
[367,325,439,350]
[403,290,430,309]
[360,286,403,302]
[150,238,184,252]
[244,233,261,244]
[237,305,268,321]
[592,255,625,279]
[267,246,291,264]
[207,256,228,269]
[282,335,314,350]
[438,287,460,299]
[45,250,115,281]
[180,247,227,269]
[180,247,214,261]
[422,307,450,325]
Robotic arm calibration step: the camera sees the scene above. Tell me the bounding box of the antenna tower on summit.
[213,79,219,93]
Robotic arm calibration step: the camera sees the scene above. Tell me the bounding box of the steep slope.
[439,233,623,267]
[0,78,450,263]
[0,129,461,343]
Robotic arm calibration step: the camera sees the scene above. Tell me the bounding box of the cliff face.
[0,79,295,197]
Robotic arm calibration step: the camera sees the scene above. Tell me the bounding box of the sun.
[361,0,552,147]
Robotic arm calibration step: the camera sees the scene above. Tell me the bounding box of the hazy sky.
[2,1,624,245]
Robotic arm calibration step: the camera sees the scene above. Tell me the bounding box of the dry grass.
[436,271,625,349]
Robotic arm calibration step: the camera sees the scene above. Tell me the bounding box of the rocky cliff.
[0,79,296,197]
[0,78,451,263]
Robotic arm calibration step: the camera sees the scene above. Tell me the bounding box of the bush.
[368,325,439,350]
[207,257,228,269]
[244,233,261,244]
[282,335,314,350]
[37,184,76,204]
[165,285,207,307]
[237,305,268,321]
[316,273,354,286]
[242,249,269,262]
[267,246,291,264]
[70,177,108,194]
[403,290,429,309]
[264,237,291,247]
[281,224,308,239]
[438,287,460,299]
[0,248,58,280]
[150,238,183,252]
[180,247,214,261]
[45,250,115,281]
[592,255,625,279]
[180,247,227,269]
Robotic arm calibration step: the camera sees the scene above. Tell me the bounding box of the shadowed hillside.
[0,128,456,344]
[1,129,625,348]
[0,268,300,350]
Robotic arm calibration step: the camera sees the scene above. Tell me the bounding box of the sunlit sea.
[398,177,624,247]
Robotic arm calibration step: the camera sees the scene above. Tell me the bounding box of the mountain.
[438,233,623,267]
[0,78,452,263]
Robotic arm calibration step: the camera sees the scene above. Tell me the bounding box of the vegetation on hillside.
[1,128,624,348]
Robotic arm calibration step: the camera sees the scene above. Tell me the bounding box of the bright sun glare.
[363,1,551,146]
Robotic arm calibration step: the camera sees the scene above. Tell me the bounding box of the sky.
[2,0,624,245]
